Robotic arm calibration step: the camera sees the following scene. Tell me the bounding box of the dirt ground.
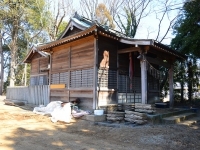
[0,96,200,150]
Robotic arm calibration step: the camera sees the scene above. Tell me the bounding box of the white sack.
[33,101,62,115]
[33,101,72,123]
[50,102,71,123]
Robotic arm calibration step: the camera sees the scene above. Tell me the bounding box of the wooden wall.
[30,53,49,85]
[63,27,82,38]
[50,36,95,110]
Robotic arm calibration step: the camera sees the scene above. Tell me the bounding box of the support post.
[169,64,174,108]
[140,54,147,104]
[93,35,98,109]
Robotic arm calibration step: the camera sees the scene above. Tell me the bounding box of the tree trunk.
[0,32,4,94]
[180,82,184,103]
[9,36,17,87]
[187,62,193,102]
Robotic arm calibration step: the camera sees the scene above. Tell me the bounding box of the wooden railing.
[6,85,49,106]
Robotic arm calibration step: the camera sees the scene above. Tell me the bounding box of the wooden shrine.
[24,13,186,110]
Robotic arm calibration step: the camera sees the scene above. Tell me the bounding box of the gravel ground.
[0,96,200,150]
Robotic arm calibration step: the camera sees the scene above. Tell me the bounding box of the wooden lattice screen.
[98,69,117,89]
[51,68,93,88]
[118,75,141,93]
[70,68,93,88]
[51,72,68,86]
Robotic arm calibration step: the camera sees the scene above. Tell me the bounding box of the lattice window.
[118,93,141,103]
[60,72,68,84]
[51,72,68,86]
[30,75,48,85]
[98,69,117,89]
[148,74,159,91]
[118,75,141,93]
[30,76,38,85]
[70,68,93,88]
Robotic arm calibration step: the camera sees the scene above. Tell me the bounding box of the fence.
[6,85,49,106]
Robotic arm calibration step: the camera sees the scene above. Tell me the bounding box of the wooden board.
[50,84,66,89]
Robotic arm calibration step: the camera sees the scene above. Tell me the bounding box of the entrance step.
[3,99,27,106]
[177,116,200,126]
[162,112,197,124]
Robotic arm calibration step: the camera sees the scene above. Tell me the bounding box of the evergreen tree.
[171,0,200,103]
[171,0,200,58]
[0,0,47,86]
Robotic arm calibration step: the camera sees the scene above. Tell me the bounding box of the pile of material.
[124,110,147,125]
[117,104,123,111]
[99,104,118,114]
[107,104,118,112]
[106,111,125,122]
[134,103,155,113]
[123,103,135,111]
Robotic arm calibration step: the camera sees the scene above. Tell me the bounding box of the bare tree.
[103,0,124,19]
[79,0,99,20]
[95,3,115,28]
[46,0,73,41]
[115,0,152,37]
[154,0,182,42]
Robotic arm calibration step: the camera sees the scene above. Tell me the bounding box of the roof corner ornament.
[70,25,73,30]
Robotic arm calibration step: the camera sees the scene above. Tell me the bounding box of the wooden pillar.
[93,36,98,109]
[68,47,71,102]
[169,64,174,108]
[48,49,53,103]
[140,54,147,104]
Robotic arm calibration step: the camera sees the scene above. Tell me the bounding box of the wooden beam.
[119,38,152,45]
[118,47,141,54]
[68,87,93,91]
[146,56,170,68]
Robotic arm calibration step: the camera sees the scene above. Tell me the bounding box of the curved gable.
[58,13,92,39]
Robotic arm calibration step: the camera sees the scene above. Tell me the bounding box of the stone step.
[3,99,27,106]
[177,116,200,126]
[162,112,197,124]
[160,109,195,118]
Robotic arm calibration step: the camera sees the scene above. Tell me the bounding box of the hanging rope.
[146,60,165,80]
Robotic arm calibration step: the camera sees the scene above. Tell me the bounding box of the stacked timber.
[106,104,118,112]
[117,104,123,111]
[106,111,125,122]
[125,111,147,125]
[99,104,118,114]
[134,103,155,113]
[123,103,135,111]
[99,105,108,114]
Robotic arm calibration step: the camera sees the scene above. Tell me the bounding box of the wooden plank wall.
[49,36,95,110]
[31,59,39,75]
[6,85,49,106]
[30,53,49,85]
[39,57,49,71]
